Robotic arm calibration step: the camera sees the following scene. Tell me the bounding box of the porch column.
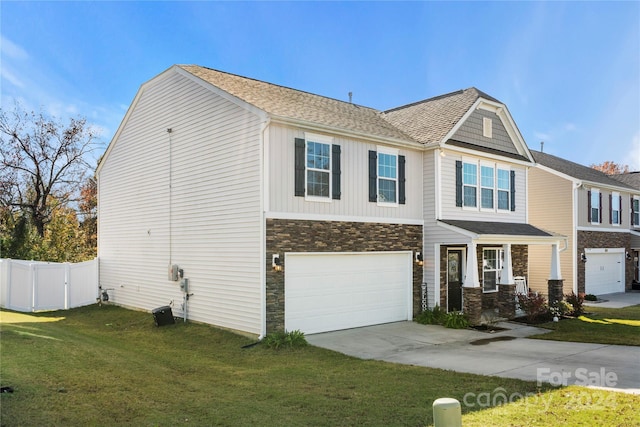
[499,243,514,284]
[548,243,564,304]
[463,242,479,287]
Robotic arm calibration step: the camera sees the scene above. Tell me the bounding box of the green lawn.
[532,304,640,346]
[1,305,638,426]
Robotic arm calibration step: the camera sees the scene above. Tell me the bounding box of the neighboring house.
[384,90,564,322]
[98,65,565,336]
[528,152,639,296]
[97,65,424,337]
[610,171,640,284]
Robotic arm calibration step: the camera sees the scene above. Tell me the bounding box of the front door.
[447,250,463,312]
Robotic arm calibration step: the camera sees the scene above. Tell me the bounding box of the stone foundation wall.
[462,287,483,325]
[265,218,423,333]
[577,231,633,293]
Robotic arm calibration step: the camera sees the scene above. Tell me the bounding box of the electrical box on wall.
[180,278,189,293]
[168,264,180,281]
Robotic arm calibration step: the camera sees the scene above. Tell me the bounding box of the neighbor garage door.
[285,252,412,334]
[585,251,624,295]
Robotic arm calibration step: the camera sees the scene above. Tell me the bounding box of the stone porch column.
[462,242,482,324]
[548,243,564,304]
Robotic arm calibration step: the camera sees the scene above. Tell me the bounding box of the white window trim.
[304,133,333,202]
[462,157,478,210]
[377,146,399,207]
[479,162,495,212]
[496,165,511,212]
[612,192,621,226]
[633,196,640,228]
[591,188,600,225]
[482,247,503,293]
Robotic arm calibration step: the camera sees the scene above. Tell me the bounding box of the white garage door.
[585,251,624,295]
[285,252,412,334]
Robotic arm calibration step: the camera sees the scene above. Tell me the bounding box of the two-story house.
[97,65,424,337]
[610,171,640,285]
[528,151,639,296]
[97,65,565,336]
[384,90,564,323]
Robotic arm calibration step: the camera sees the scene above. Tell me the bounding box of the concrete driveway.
[307,320,640,394]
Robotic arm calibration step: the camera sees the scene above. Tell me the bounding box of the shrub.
[517,292,549,323]
[415,305,447,325]
[565,292,585,316]
[444,311,469,329]
[262,330,308,349]
[584,294,598,301]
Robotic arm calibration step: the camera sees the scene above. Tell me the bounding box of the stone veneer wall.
[265,219,423,333]
[576,231,632,294]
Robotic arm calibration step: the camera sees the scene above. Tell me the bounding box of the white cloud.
[0,35,28,60]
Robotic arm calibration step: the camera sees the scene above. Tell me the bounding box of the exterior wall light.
[626,251,632,261]
[580,253,587,263]
[272,254,283,272]
[415,251,424,266]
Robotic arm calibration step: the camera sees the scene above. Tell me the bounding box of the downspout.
[259,118,271,340]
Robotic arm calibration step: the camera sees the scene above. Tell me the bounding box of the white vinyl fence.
[0,258,98,312]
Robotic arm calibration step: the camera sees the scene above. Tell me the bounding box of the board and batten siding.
[99,70,264,335]
[439,152,527,223]
[527,167,575,295]
[267,124,423,221]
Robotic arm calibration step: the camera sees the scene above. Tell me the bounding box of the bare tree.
[591,161,630,175]
[0,103,98,237]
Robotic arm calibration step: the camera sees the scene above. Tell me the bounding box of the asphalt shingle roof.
[440,220,559,237]
[610,172,640,190]
[179,65,415,142]
[381,88,495,145]
[530,150,636,190]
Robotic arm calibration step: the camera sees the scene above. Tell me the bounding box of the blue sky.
[2,1,639,169]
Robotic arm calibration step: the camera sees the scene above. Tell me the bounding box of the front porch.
[434,220,566,325]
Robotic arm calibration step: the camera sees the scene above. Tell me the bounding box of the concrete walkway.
[307,320,640,394]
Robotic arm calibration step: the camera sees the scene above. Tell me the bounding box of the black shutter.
[398,155,406,204]
[294,138,305,197]
[510,170,516,211]
[331,144,341,200]
[369,150,377,202]
[599,192,603,223]
[455,160,463,207]
[631,196,635,226]
[587,190,592,222]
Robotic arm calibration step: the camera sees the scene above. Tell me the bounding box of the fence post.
[30,262,36,312]
[433,397,461,427]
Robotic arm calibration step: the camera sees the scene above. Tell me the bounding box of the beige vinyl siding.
[528,167,574,294]
[577,186,632,230]
[98,70,264,335]
[439,152,527,223]
[267,124,423,221]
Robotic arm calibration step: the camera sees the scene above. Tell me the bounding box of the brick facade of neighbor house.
[577,230,633,293]
[265,219,423,333]
[439,244,527,320]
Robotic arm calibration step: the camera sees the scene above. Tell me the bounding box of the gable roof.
[178,65,415,143]
[382,88,486,145]
[530,150,637,191]
[610,172,640,190]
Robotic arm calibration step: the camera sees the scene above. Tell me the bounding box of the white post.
[549,243,562,280]
[499,243,514,284]
[463,242,479,287]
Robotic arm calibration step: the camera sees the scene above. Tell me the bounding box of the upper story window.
[480,165,494,209]
[588,189,601,224]
[306,141,331,198]
[456,159,515,212]
[368,148,406,206]
[462,162,478,207]
[611,192,621,225]
[497,168,511,211]
[633,197,640,227]
[294,134,341,200]
[378,151,397,203]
